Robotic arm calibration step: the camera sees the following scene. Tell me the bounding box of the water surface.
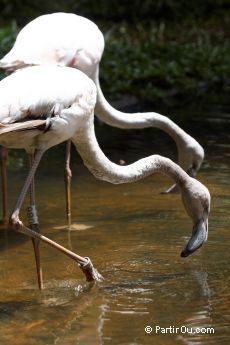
[0,103,229,345]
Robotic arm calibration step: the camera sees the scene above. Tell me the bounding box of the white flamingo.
[0,12,204,224]
[0,66,210,288]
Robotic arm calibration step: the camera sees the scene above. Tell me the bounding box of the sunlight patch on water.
[53,222,95,231]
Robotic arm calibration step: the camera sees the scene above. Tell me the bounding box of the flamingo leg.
[65,140,72,229]
[0,147,8,224]
[28,154,43,289]
[10,149,103,283]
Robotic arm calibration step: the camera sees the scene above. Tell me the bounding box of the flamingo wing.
[0,120,47,134]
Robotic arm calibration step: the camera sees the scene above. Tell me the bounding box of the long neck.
[92,67,190,148]
[72,112,189,188]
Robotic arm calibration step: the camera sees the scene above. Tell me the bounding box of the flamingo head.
[180,177,210,257]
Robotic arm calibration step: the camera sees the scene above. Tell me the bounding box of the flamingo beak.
[180,218,208,257]
[161,183,179,194]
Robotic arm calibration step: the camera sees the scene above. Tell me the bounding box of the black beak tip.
[180,219,207,258]
[180,241,204,258]
[180,249,190,258]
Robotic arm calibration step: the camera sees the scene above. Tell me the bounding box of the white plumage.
[0,66,96,151]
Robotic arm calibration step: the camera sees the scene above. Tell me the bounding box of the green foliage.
[0,22,17,54]
[0,22,17,79]
[99,21,230,104]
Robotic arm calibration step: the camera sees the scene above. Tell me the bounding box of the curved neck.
[72,112,188,188]
[92,67,189,148]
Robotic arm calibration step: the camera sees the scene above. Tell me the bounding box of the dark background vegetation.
[0,0,229,106]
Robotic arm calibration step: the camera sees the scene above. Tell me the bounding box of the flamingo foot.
[79,257,104,282]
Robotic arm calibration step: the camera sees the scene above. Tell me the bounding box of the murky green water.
[0,103,229,345]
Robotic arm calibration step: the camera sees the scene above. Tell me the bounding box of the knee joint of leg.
[65,166,72,178]
[9,214,21,231]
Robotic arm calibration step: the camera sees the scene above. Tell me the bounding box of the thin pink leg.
[28,154,43,289]
[0,147,8,224]
[10,149,103,283]
[65,140,72,229]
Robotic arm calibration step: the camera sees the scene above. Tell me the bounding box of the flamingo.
[0,12,204,224]
[0,65,210,289]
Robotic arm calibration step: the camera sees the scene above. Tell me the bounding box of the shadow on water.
[0,101,230,344]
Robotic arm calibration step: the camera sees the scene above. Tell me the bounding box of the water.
[0,103,229,345]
